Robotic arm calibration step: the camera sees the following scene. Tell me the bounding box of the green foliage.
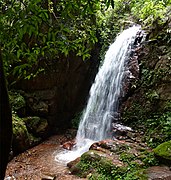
[1,0,170,82]
[96,3,132,61]
[96,0,171,62]
[107,0,171,27]
[139,150,159,166]
[12,113,41,153]
[123,101,171,148]
[131,0,170,26]
[74,149,158,180]
[0,0,101,81]
[9,91,26,112]
[71,112,82,129]
[144,112,171,147]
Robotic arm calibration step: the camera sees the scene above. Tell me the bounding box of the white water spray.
[55,26,142,163]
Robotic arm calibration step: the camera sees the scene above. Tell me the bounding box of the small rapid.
[55,25,142,163]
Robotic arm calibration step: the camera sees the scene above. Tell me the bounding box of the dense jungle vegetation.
[0,0,170,82]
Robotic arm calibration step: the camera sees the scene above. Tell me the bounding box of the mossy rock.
[9,91,26,116]
[81,150,102,162]
[24,116,49,137]
[69,151,104,177]
[12,114,41,154]
[154,140,171,164]
[12,114,30,153]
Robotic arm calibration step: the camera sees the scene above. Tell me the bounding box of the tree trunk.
[0,48,12,179]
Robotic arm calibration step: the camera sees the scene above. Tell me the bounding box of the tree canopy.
[0,0,170,82]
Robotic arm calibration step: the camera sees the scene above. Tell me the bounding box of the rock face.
[120,18,171,141]
[14,51,100,132]
[9,91,49,154]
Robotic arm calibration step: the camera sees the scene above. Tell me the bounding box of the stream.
[5,135,86,180]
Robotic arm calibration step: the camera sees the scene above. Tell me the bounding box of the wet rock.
[128,55,139,79]
[90,139,136,154]
[68,138,158,179]
[24,116,49,137]
[90,139,114,150]
[112,123,133,138]
[146,166,171,180]
[154,140,171,165]
[67,157,80,168]
[120,23,171,128]
[68,149,124,178]
[67,157,84,176]
[89,139,147,166]
[62,140,76,150]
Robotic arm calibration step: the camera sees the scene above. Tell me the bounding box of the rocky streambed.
[5,134,85,180]
[5,130,171,180]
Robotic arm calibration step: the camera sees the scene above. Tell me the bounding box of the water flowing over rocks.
[76,26,144,143]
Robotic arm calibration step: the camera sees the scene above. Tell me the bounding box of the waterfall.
[55,25,142,163]
[76,25,141,142]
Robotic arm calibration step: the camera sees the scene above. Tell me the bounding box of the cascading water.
[55,25,142,163]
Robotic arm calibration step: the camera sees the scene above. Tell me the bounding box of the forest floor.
[5,134,86,180]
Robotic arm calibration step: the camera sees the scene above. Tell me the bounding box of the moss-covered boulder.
[24,116,49,137]
[154,140,171,165]
[68,139,158,179]
[9,91,26,116]
[12,114,41,154]
[12,114,31,153]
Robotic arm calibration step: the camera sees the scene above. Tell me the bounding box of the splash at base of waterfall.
[55,139,95,163]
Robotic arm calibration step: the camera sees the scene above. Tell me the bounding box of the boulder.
[146,166,171,180]
[62,140,76,150]
[12,114,31,153]
[67,157,81,175]
[12,114,42,154]
[154,140,171,165]
[24,116,49,137]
